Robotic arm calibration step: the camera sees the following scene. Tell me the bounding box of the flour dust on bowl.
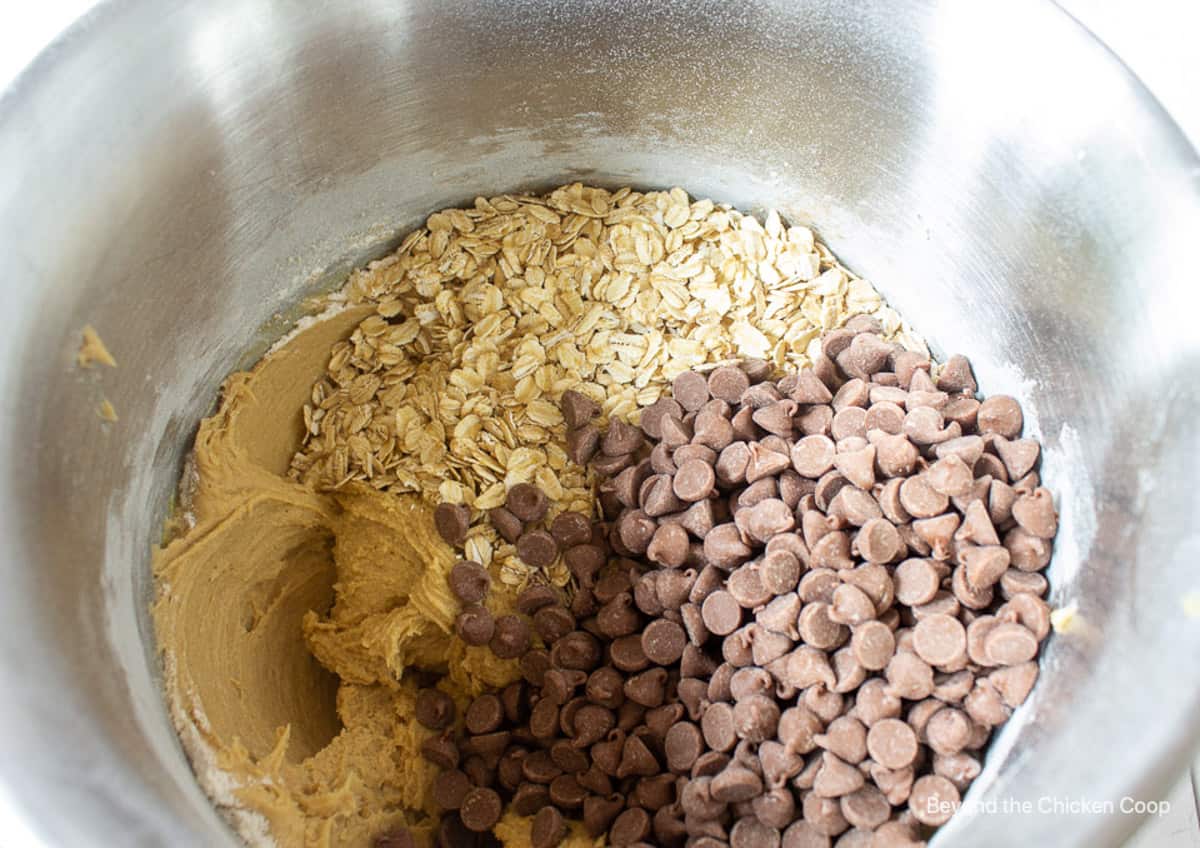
[0,1,1198,847]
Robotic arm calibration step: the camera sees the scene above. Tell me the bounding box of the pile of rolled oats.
[288,184,923,588]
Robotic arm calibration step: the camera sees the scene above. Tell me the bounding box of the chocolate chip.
[456,605,495,646]
[674,459,717,502]
[624,667,669,707]
[716,441,752,487]
[994,437,1041,481]
[874,433,919,477]
[760,550,802,595]
[741,382,783,409]
[459,786,502,831]
[415,689,455,731]
[597,591,641,638]
[531,605,574,643]
[834,444,876,490]
[796,404,834,437]
[553,631,602,671]
[844,333,893,378]
[595,449,636,478]
[449,560,491,604]
[752,399,798,437]
[703,523,753,570]
[567,424,601,465]
[827,486,881,527]
[642,618,688,665]
[742,498,796,543]
[866,400,906,435]
[529,697,561,740]
[641,474,686,517]
[708,365,751,403]
[850,620,896,671]
[617,733,660,778]
[693,407,735,451]
[853,518,902,564]
[647,522,690,568]
[639,396,686,440]
[522,748,564,784]
[515,585,560,616]
[733,693,781,743]
[789,367,835,405]
[610,634,650,672]
[984,621,1039,665]
[549,511,593,548]
[926,707,972,755]
[517,529,560,569]
[673,370,712,411]
[701,590,743,636]
[1012,487,1058,539]
[813,751,865,798]
[547,740,588,776]
[898,475,949,519]
[884,651,934,700]
[737,476,781,511]
[976,395,1023,439]
[564,544,607,584]
[501,785,544,819]
[465,694,505,735]
[711,763,764,803]
[579,666,623,711]
[632,773,676,811]
[790,434,836,479]
[531,806,568,848]
[935,354,977,395]
[829,583,875,627]
[561,389,601,429]
[421,734,460,770]
[912,613,967,667]
[463,731,511,769]
[650,441,677,475]
[831,407,868,442]
[908,775,960,826]
[609,806,652,847]
[797,602,848,650]
[490,615,532,659]
[617,510,657,555]
[549,773,587,808]
[746,441,793,483]
[604,418,646,456]
[866,718,918,769]
[432,769,472,810]
[798,567,841,604]
[660,414,693,448]
[434,502,471,546]
[488,506,524,543]
[592,729,625,776]
[990,662,1039,708]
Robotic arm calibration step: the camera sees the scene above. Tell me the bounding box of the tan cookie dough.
[154,307,537,848]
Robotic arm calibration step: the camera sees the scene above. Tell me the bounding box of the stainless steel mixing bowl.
[0,1,1197,845]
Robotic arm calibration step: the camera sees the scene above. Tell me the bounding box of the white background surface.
[1,1,1197,846]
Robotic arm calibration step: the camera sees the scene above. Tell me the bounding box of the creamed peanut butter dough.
[154,185,930,847]
[154,306,573,847]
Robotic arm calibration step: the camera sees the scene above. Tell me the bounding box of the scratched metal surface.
[0,2,1198,846]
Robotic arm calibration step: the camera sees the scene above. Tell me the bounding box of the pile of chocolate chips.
[409,317,1057,848]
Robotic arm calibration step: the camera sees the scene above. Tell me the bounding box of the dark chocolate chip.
[415,689,455,731]
[434,502,471,546]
